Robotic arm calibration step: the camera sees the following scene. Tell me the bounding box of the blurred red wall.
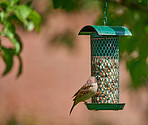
[0,7,148,125]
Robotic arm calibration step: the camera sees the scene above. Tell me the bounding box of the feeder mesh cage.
[91,35,119,104]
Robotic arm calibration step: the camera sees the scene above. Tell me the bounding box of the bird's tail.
[69,102,77,115]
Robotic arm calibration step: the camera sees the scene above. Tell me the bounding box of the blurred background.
[0,0,148,125]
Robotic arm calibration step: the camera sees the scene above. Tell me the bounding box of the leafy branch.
[0,0,41,77]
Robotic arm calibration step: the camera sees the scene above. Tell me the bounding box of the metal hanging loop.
[103,0,107,26]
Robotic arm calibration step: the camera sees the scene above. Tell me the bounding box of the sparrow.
[69,76,98,115]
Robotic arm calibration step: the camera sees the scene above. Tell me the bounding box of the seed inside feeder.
[91,36,119,104]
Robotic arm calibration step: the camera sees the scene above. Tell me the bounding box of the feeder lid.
[78,25,132,36]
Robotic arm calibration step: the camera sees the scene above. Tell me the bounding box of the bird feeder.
[78,25,132,110]
[78,0,132,111]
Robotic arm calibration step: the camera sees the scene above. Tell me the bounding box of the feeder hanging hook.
[103,0,107,26]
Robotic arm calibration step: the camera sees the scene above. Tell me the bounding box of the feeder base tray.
[85,103,125,111]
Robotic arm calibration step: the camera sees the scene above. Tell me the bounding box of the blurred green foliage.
[0,115,37,125]
[6,117,19,125]
[51,0,148,89]
[95,0,148,89]
[51,31,75,49]
[0,0,41,77]
[52,0,99,11]
[52,0,83,12]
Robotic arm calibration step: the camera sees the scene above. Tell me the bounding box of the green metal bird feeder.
[78,0,132,111]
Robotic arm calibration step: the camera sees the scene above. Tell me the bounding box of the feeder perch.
[78,25,132,110]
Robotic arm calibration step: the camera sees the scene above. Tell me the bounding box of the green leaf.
[28,10,41,32]
[139,42,148,58]
[9,0,20,6]
[4,21,16,33]
[23,20,34,31]
[0,0,9,11]
[26,21,34,31]
[127,58,148,89]
[1,22,22,54]
[1,47,14,76]
[14,5,31,21]
[52,0,78,12]
[26,0,33,9]
[51,31,75,48]
[15,34,22,52]
[13,5,41,32]
[17,54,22,77]
[7,14,21,25]
[53,0,62,9]
[1,47,22,77]
[0,11,7,23]
[2,29,21,54]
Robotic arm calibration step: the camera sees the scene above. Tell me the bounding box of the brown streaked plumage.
[69,76,98,115]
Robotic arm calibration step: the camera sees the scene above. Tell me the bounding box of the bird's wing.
[73,88,92,101]
[72,84,93,98]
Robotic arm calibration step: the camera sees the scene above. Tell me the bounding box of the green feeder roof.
[78,25,132,36]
